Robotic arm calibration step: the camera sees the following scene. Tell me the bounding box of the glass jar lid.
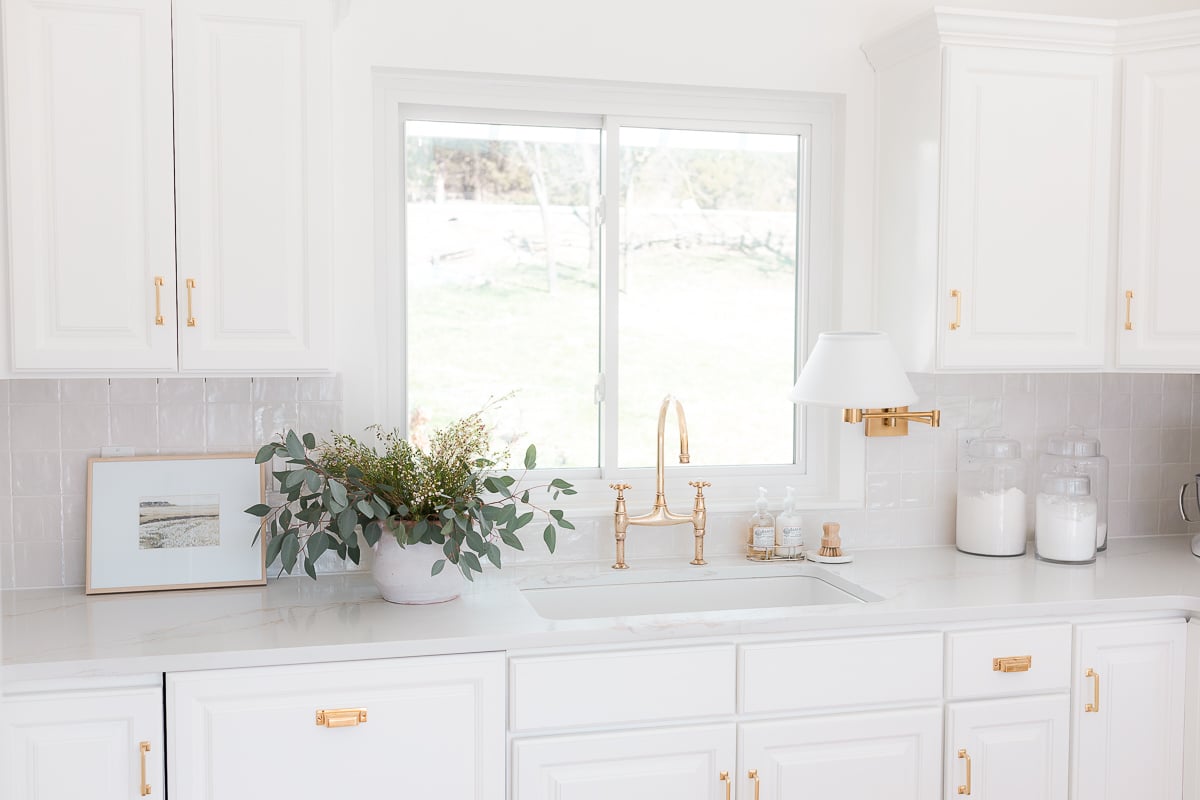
[1040,473,1092,496]
[1044,426,1102,458]
[967,429,1022,460]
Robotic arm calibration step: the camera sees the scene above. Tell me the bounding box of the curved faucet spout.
[654,395,690,508]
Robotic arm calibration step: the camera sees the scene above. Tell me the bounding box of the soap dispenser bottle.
[776,486,804,553]
[748,487,775,556]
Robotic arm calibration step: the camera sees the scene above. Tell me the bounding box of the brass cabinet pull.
[153,277,165,326]
[950,289,963,330]
[185,278,197,327]
[1124,290,1134,331]
[957,748,972,795]
[993,655,1032,673]
[315,707,368,727]
[748,768,761,800]
[1085,668,1100,712]
[139,740,151,796]
[719,771,731,800]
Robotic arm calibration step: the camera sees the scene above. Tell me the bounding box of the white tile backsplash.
[0,376,344,588]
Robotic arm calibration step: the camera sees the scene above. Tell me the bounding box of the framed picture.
[86,454,267,595]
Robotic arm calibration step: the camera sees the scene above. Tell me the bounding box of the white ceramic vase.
[371,533,464,605]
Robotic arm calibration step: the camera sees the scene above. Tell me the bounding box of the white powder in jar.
[956,487,1028,555]
[1035,493,1097,562]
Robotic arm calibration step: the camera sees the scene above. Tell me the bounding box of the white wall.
[329,0,1200,432]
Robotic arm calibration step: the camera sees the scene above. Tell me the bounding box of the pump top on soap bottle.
[776,486,804,550]
[748,486,775,555]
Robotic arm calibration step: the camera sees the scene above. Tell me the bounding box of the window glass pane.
[405,120,601,468]
[618,127,801,468]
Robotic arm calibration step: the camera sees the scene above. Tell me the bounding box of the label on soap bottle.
[779,525,803,547]
[752,525,775,547]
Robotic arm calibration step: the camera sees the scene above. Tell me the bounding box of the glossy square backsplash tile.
[0,376,343,588]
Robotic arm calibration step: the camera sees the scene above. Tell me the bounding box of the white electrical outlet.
[100,446,135,458]
[956,428,982,471]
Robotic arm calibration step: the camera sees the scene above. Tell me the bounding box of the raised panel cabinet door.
[172,0,332,373]
[1117,47,1200,369]
[1,686,164,799]
[512,723,736,800]
[2,0,178,371]
[167,653,504,800]
[1072,618,1186,800]
[938,46,1113,370]
[738,706,941,800]
[945,694,1069,800]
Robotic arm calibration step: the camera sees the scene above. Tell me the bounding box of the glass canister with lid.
[956,430,1028,557]
[1041,427,1110,550]
[1035,473,1098,564]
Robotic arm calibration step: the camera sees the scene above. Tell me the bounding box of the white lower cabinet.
[512,723,735,800]
[167,652,505,800]
[0,685,164,799]
[739,707,942,800]
[1072,619,1186,800]
[945,694,1069,800]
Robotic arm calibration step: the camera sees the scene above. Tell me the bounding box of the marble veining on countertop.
[4,536,1200,684]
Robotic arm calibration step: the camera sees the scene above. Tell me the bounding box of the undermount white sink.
[522,569,881,620]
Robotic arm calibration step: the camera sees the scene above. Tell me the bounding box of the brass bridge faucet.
[610,396,711,569]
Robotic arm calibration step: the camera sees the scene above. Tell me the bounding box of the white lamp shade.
[789,331,918,409]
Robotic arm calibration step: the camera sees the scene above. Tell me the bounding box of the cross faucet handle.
[688,480,712,492]
[609,483,632,497]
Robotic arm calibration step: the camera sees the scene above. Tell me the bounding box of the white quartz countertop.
[4,536,1200,684]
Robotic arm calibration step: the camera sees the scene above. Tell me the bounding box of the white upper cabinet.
[938,47,1112,370]
[172,0,332,373]
[1071,619,1186,800]
[1116,44,1200,370]
[2,0,178,372]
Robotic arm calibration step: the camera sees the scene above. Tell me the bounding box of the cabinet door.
[1116,46,1200,369]
[945,694,1069,800]
[1072,619,1186,800]
[1,686,164,799]
[2,0,178,372]
[512,723,735,800]
[938,46,1113,370]
[739,706,941,800]
[172,0,332,373]
[168,653,504,800]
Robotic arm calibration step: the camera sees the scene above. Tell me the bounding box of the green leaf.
[461,550,482,574]
[329,480,349,508]
[347,545,361,565]
[305,470,322,494]
[413,519,430,542]
[302,432,317,449]
[356,500,375,518]
[279,508,292,530]
[430,559,446,577]
[549,478,572,490]
[520,490,530,503]
[512,511,534,530]
[306,530,330,562]
[465,530,486,553]
[362,520,383,548]
[254,444,276,464]
[346,465,363,481]
[499,529,525,551]
[244,503,271,517]
[303,555,317,580]
[550,509,575,530]
[285,430,306,460]
[282,469,307,489]
[544,524,557,554]
[280,531,300,572]
[485,542,502,568]
[523,444,537,470]
[337,507,358,540]
[265,531,285,566]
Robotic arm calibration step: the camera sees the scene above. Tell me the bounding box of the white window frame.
[375,70,861,512]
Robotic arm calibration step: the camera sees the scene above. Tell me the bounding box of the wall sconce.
[789,331,941,438]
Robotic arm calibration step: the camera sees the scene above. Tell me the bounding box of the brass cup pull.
[315,707,368,727]
[1085,668,1100,712]
[153,277,165,326]
[748,768,761,800]
[957,749,972,795]
[719,771,731,800]
[186,278,197,327]
[993,655,1032,673]
[950,289,963,331]
[1124,290,1134,331]
[139,740,151,796]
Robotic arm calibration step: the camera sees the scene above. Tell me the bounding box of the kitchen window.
[378,73,842,503]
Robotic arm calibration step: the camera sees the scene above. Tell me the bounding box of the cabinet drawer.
[946,624,1071,699]
[509,644,735,732]
[740,632,942,714]
[167,653,504,800]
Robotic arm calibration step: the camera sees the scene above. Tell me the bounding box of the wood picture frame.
[85,453,267,595]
